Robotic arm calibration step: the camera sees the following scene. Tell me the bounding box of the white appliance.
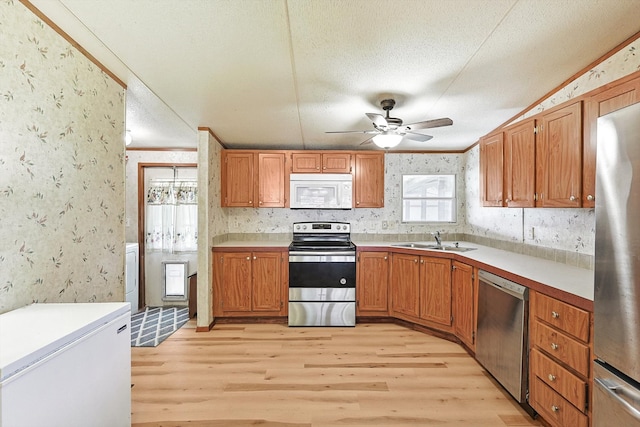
[0,303,131,427]
[125,242,139,312]
[289,173,353,209]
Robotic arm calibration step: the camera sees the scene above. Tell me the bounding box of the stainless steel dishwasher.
[476,270,529,404]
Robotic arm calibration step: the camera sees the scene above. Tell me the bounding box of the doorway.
[137,163,197,309]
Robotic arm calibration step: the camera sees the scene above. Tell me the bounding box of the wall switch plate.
[528,227,534,240]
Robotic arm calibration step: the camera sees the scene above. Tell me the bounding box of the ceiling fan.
[326,99,453,148]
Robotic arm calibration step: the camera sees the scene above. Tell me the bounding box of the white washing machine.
[125,243,139,312]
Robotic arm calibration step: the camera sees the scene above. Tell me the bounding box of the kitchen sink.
[391,243,477,252]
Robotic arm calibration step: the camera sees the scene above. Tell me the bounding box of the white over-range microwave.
[289,173,353,209]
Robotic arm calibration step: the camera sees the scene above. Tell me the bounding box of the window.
[402,175,456,223]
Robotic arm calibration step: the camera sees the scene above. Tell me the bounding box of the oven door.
[288,251,356,288]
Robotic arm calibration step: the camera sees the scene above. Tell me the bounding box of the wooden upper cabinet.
[222,151,255,207]
[323,153,352,173]
[258,152,286,208]
[504,119,536,208]
[583,74,640,207]
[291,152,351,173]
[291,152,321,172]
[354,152,384,208]
[536,101,582,208]
[420,257,452,327]
[479,132,504,207]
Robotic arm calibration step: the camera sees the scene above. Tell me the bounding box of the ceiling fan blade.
[359,137,374,145]
[326,130,379,134]
[404,132,433,142]
[366,113,388,128]
[405,117,453,131]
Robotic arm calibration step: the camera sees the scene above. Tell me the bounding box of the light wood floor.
[131,321,542,427]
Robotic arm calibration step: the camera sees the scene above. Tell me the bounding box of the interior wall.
[226,152,467,237]
[0,1,125,314]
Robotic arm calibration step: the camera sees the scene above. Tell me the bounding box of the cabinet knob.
[551,311,559,318]
[550,343,559,351]
[570,195,577,201]
[505,198,511,203]
[356,201,360,205]
[253,256,256,260]
[587,194,594,201]
[414,259,418,263]
[420,259,424,264]
[548,374,556,382]
[551,405,559,413]
[249,200,252,204]
[384,256,388,260]
[246,256,250,260]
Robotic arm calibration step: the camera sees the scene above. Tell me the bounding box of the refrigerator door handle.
[595,377,640,420]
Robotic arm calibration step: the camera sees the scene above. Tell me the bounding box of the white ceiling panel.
[29,0,640,151]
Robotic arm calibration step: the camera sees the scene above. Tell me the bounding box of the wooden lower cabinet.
[529,291,592,427]
[452,261,476,350]
[420,257,452,326]
[390,253,453,330]
[390,253,420,318]
[356,251,389,315]
[213,250,287,317]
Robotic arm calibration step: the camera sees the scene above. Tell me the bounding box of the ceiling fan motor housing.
[380,99,402,127]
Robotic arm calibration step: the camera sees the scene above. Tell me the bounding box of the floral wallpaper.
[0,1,125,314]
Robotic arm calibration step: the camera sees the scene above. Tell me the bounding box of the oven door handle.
[289,252,356,262]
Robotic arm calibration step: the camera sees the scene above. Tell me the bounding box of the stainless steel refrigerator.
[594,101,640,426]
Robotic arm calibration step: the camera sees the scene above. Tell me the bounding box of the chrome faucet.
[432,231,442,247]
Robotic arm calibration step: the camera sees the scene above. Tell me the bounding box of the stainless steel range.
[288,221,356,327]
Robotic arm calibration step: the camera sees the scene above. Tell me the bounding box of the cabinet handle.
[253,256,256,260]
[550,343,559,351]
[249,200,252,204]
[420,259,424,264]
[414,259,418,263]
[384,256,388,260]
[505,198,511,203]
[246,256,250,260]
[570,195,577,201]
[587,194,594,201]
[548,374,556,382]
[551,311,559,318]
[551,405,559,413]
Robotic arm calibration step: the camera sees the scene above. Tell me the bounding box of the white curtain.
[146,181,197,253]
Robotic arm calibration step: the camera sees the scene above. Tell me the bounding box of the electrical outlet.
[381,221,389,230]
[126,217,131,227]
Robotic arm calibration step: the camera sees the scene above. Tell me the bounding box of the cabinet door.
[536,102,582,207]
[291,153,321,172]
[584,75,640,207]
[219,252,252,312]
[390,253,420,318]
[504,119,536,208]
[420,257,452,326]
[452,261,475,349]
[354,152,384,208]
[356,251,389,314]
[323,153,352,173]
[223,152,255,207]
[258,152,286,208]
[479,133,504,207]
[252,252,282,312]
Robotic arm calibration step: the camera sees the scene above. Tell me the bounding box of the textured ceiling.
[30,0,640,151]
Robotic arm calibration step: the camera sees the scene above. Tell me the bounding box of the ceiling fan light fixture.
[372,133,402,149]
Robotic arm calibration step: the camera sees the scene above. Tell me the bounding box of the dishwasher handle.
[478,270,528,300]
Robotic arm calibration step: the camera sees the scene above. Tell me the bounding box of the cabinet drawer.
[530,376,588,427]
[532,292,589,342]
[530,348,587,411]
[532,320,590,377]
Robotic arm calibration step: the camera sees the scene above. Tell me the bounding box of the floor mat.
[130,306,189,347]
